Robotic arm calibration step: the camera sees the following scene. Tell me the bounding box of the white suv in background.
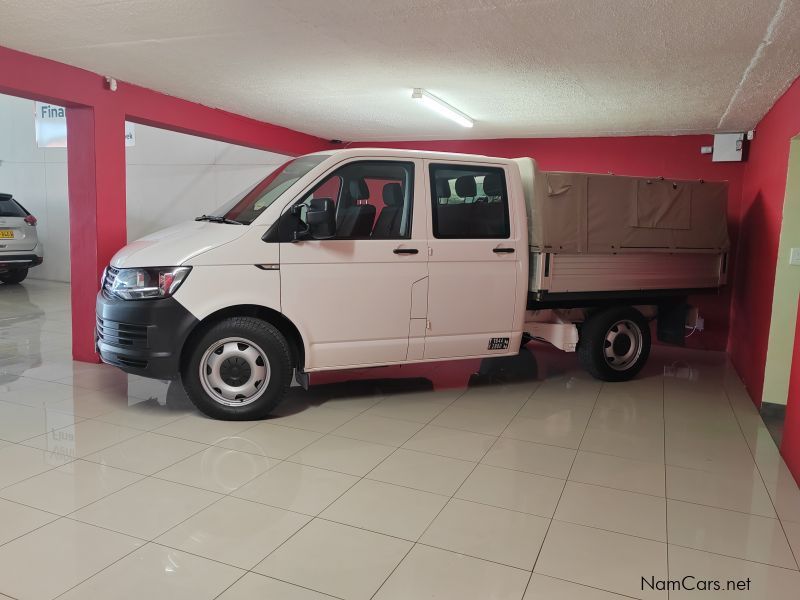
[0,193,43,284]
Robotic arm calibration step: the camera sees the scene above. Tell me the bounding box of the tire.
[577,306,650,382]
[182,317,293,420]
[0,268,28,284]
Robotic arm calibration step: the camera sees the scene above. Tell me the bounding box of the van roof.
[307,147,519,164]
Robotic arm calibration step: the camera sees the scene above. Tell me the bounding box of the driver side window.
[294,160,414,240]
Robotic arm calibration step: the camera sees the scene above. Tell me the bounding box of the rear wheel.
[183,316,293,420]
[577,306,650,381]
[0,268,28,284]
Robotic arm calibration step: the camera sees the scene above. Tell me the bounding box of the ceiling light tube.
[412,88,474,128]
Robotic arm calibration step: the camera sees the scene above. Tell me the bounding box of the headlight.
[110,266,191,300]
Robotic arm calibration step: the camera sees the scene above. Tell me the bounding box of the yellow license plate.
[0,230,13,239]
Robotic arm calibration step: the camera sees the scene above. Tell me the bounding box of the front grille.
[96,316,148,349]
[103,266,119,299]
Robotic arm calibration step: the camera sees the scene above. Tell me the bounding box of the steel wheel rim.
[603,319,643,371]
[199,337,270,407]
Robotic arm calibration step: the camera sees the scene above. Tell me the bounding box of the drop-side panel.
[530,251,726,294]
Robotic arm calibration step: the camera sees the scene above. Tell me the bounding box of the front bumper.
[95,291,198,380]
[0,253,43,273]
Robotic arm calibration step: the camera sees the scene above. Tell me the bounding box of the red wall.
[352,135,745,351]
[729,77,800,406]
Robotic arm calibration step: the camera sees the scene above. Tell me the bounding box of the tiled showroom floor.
[1,280,800,599]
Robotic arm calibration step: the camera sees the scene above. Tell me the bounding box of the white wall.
[125,125,287,242]
[0,94,69,282]
[0,92,288,282]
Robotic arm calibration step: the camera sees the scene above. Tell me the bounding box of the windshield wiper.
[195,214,243,225]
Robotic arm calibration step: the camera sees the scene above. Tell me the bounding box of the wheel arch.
[180,304,306,372]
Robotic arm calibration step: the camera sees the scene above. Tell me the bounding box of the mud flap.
[657,302,689,346]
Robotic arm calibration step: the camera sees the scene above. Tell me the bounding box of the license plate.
[0,230,13,239]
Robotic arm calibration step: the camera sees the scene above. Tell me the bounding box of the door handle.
[493,247,515,254]
[393,248,419,255]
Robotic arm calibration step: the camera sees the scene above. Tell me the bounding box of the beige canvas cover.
[513,158,729,253]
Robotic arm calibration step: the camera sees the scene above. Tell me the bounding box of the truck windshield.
[210,154,328,225]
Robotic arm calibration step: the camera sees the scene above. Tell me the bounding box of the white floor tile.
[332,413,423,446]
[0,459,142,515]
[525,574,629,599]
[0,443,71,488]
[555,481,666,541]
[421,498,550,569]
[57,543,244,600]
[364,389,460,423]
[403,424,496,461]
[233,461,358,515]
[456,463,564,517]
[666,465,775,517]
[367,448,475,495]
[152,414,257,444]
[217,572,334,600]
[255,519,411,600]
[157,496,310,568]
[0,497,57,545]
[22,419,142,459]
[71,477,222,539]
[667,499,796,568]
[268,404,362,433]
[0,519,143,600]
[321,478,448,540]
[431,404,517,436]
[482,437,576,478]
[570,450,666,496]
[214,422,322,459]
[579,426,665,463]
[668,545,800,599]
[153,445,275,493]
[289,434,395,476]
[535,520,668,599]
[83,432,207,475]
[374,544,530,600]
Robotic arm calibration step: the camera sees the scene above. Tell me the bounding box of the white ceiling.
[1,0,799,141]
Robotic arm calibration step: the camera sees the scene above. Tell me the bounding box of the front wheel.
[577,306,651,382]
[183,317,293,420]
[0,268,28,284]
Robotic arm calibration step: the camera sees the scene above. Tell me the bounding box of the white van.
[96,149,727,419]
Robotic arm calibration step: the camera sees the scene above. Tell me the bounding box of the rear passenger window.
[0,195,27,218]
[430,164,510,239]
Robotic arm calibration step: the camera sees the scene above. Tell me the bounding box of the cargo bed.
[514,158,730,301]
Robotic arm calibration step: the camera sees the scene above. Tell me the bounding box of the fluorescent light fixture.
[412,88,474,128]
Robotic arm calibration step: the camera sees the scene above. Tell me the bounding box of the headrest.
[436,178,451,198]
[382,183,404,207]
[455,176,477,198]
[348,179,369,200]
[482,173,503,197]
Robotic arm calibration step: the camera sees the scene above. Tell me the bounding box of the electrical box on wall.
[712,133,747,162]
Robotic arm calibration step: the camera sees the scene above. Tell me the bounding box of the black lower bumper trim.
[0,254,42,271]
[96,293,198,380]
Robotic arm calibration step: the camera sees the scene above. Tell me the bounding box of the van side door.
[423,161,526,359]
[277,158,428,370]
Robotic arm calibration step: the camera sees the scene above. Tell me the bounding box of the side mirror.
[295,198,336,240]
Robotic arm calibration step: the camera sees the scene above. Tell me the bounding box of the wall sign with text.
[34,102,135,148]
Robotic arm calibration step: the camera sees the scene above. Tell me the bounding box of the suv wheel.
[0,268,28,284]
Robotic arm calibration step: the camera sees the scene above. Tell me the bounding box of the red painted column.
[66,104,127,362]
[781,296,800,485]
